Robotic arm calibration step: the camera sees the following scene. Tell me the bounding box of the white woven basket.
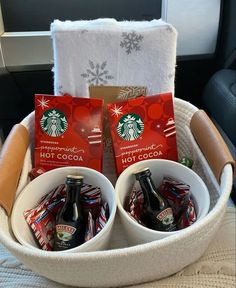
[0,98,233,287]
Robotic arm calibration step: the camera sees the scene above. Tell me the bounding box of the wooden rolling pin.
[0,124,29,215]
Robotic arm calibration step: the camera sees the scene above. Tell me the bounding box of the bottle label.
[156,208,174,226]
[55,224,76,242]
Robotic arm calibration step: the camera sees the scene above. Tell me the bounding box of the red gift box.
[34,94,103,172]
[107,93,178,175]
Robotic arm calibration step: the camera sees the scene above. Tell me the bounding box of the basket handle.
[190,110,235,183]
[0,124,29,215]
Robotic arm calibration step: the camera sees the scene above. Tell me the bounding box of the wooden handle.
[0,124,29,215]
[190,110,235,183]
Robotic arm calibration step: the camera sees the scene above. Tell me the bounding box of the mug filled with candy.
[115,159,210,245]
[11,166,117,253]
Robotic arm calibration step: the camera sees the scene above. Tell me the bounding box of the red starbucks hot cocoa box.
[34,94,103,172]
[107,93,178,175]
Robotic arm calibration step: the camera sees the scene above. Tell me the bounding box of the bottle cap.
[66,175,84,185]
[66,175,84,180]
[134,167,151,180]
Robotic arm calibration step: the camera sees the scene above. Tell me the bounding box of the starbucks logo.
[117,113,144,141]
[40,109,68,137]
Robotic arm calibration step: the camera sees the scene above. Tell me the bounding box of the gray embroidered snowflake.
[120,31,143,54]
[81,29,88,34]
[168,72,175,79]
[58,85,65,95]
[81,60,114,85]
[166,26,174,33]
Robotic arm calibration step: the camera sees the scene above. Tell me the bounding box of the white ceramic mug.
[11,166,117,253]
[115,159,210,245]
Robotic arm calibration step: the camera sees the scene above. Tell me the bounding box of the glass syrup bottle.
[134,168,176,232]
[53,175,85,251]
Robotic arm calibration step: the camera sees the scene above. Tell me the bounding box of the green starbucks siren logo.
[40,109,68,137]
[117,113,144,141]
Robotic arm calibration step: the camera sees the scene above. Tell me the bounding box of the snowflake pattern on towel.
[81,29,88,34]
[166,26,174,33]
[81,60,114,85]
[120,31,143,54]
[58,85,65,95]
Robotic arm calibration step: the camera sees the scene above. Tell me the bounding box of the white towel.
[51,18,177,97]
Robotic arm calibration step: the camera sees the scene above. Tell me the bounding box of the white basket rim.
[0,164,232,260]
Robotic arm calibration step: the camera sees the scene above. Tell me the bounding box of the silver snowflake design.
[166,26,174,33]
[81,60,114,85]
[120,31,143,54]
[58,85,65,95]
[111,104,123,117]
[81,29,88,34]
[37,96,50,109]
[168,72,175,79]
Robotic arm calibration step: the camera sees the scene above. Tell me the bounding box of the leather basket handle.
[0,124,29,215]
[190,110,235,183]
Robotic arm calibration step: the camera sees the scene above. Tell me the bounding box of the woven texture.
[0,98,234,287]
[1,208,235,287]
